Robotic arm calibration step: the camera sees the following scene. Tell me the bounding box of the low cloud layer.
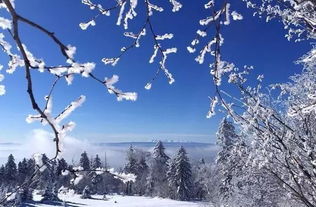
[0,129,218,168]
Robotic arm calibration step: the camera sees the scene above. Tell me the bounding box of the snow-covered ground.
[24,192,209,207]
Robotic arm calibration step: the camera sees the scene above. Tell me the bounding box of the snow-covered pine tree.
[192,158,209,201]
[81,185,92,199]
[215,118,239,203]
[217,118,238,148]
[80,151,90,171]
[123,145,138,195]
[14,188,23,206]
[215,119,258,206]
[167,156,177,199]
[26,158,35,177]
[41,180,60,203]
[124,145,138,174]
[17,158,28,185]
[32,154,60,203]
[146,141,170,197]
[92,154,102,169]
[56,158,68,176]
[37,154,53,190]
[122,146,149,195]
[14,186,33,205]
[55,158,71,190]
[172,146,193,201]
[134,153,149,196]
[0,165,4,185]
[4,154,17,186]
[91,155,104,193]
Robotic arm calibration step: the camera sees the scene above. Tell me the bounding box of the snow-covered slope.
[26,193,208,207]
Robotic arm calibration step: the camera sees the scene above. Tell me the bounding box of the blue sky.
[0,0,311,144]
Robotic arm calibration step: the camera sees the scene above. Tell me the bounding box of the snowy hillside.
[24,192,208,207]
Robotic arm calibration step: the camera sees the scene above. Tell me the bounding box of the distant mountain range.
[97,141,215,148]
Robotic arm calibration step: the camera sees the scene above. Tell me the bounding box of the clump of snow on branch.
[102,57,120,66]
[0,17,11,30]
[206,96,218,118]
[0,33,24,74]
[124,29,146,48]
[79,20,96,30]
[104,75,137,101]
[33,153,47,172]
[156,33,173,40]
[144,82,152,90]
[108,168,137,183]
[147,1,164,16]
[160,48,177,84]
[149,44,159,64]
[71,174,84,186]
[231,11,243,21]
[169,0,182,12]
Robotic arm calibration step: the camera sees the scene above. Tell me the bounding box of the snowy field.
[21,192,209,207]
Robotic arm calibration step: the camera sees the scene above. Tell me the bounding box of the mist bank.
[0,129,218,168]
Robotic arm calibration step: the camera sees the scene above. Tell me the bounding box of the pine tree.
[146,141,170,197]
[216,118,239,203]
[123,145,138,195]
[81,185,92,199]
[92,154,102,169]
[0,165,5,184]
[41,180,60,202]
[217,118,238,148]
[152,141,170,162]
[37,154,54,189]
[171,146,193,201]
[124,145,138,174]
[56,158,71,189]
[4,154,17,185]
[135,155,149,195]
[42,153,49,165]
[17,158,28,184]
[192,158,208,201]
[123,146,149,195]
[56,158,68,176]
[215,118,250,206]
[80,151,90,171]
[26,158,35,177]
[167,156,177,199]
[40,155,60,202]
[14,186,33,205]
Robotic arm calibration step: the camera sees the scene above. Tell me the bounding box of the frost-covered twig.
[81,0,181,89]
[242,0,316,41]
[187,0,242,118]
[1,0,137,160]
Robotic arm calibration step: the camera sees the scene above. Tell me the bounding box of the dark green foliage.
[4,154,17,184]
[80,151,90,171]
[92,154,102,169]
[169,147,193,201]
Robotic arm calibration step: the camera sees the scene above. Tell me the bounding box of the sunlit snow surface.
[25,191,208,207]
